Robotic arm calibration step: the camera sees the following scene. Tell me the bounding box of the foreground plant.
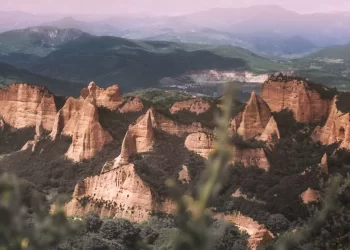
[0,174,76,250]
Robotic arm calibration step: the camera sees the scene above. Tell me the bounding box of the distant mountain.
[0,26,90,68]
[43,17,122,36]
[24,36,283,91]
[0,62,81,95]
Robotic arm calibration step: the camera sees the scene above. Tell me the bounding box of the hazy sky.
[1,0,349,15]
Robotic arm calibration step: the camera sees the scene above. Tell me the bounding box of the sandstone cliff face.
[232,147,270,171]
[80,82,123,110]
[261,76,333,123]
[170,98,212,114]
[114,107,211,166]
[116,109,154,164]
[118,96,144,113]
[184,132,214,159]
[215,213,274,250]
[66,163,154,221]
[319,153,328,174]
[50,96,112,162]
[0,83,57,131]
[301,188,320,204]
[236,92,271,140]
[312,97,350,150]
[259,117,280,142]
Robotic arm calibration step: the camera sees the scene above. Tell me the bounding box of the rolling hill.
[293,44,350,91]
[24,35,284,91]
[0,62,81,95]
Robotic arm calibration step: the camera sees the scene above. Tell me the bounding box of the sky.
[1,0,350,15]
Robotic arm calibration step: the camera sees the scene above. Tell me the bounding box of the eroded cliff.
[50,95,112,162]
[261,74,334,123]
[170,98,212,114]
[0,83,57,131]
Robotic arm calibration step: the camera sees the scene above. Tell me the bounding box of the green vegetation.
[0,62,81,96]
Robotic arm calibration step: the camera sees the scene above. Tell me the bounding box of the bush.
[85,212,103,233]
[266,214,290,234]
[100,219,140,247]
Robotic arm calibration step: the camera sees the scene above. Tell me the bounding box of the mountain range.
[3,5,350,57]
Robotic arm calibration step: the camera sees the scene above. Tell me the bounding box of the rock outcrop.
[235,92,272,140]
[0,117,4,133]
[178,165,191,184]
[115,108,211,165]
[312,97,350,151]
[261,75,334,123]
[301,188,320,204]
[0,83,57,131]
[66,163,175,222]
[319,153,328,174]
[215,213,274,250]
[232,147,270,171]
[170,98,212,114]
[258,117,280,142]
[184,132,214,159]
[118,96,144,113]
[66,163,154,221]
[80,82,123,110]
[50,96,112,162]
[116,109,154,164]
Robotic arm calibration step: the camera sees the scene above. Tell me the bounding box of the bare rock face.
[236,92,271,140]
[116,108,154,164]
[178,165,191,184]
[261,75,333,123]
[170,98,212,114]
[66,163,175,222]
[0,83,57,131]
[319,153,328,174]
[215,213,274,250]
[115,107,211,166]
[0,117,4,133]
[301,188,320,204]
[232,147,270,171]
[312,97,350,150]
[50,96,112,162]
[258,117,280,143]
[66,163,153,221]
[185,132,214,159]
[80,82,123,110]
[118,96,144,113]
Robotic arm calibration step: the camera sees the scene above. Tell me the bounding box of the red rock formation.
[118,96,144,113]
[0,83,57,131]
[312,97,350,150]
[116,109,154,164]
[261,76,333,123]
[66,163,175,221]
[170,98,212,114]
[0,117,4,133]
[66,163,154,221]
[232,147,270,171]
[114,107,212,166]
[236,92,271,140]
[184,132,214,159]
[178,165,191,184]
[319,153,328,174]
[50,96,112,162]
[301,188,320,204]
[80,82,123,110]
[215,213,274,250]
[258,117,280,143]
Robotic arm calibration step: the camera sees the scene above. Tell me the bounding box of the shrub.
[85,212,103,233]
